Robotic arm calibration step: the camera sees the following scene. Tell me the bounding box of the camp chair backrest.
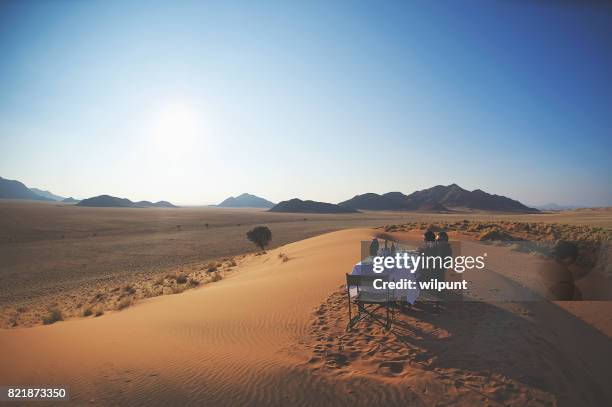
[346,274,390,289]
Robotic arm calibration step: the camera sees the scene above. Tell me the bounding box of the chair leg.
[347,296,352,331]
[385,305,391,330]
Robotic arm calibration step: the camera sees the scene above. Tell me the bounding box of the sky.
[0,0,611,206]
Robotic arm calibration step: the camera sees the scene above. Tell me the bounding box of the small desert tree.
[246,226,272,252]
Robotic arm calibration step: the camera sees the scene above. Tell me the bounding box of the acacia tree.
[246,226,272,252]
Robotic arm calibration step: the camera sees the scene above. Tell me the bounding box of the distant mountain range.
[532,203,584,211]
[0,176,54,201]
[77,195,178,208]
[339,184,538,213]
[0,176,549,214]
[135,200,177,208]
[29,188,66,201]
[218,193,274,208]
[269,198,358,214]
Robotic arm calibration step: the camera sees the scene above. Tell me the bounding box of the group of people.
[369,229,452,257]
[368,229,453,296]
[366,229,455,309]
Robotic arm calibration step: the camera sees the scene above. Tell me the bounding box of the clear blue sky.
[1,0,611,206]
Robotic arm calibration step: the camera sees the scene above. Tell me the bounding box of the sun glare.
[152,103,202,152]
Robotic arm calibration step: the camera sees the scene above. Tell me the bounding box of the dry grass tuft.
[115,297,132,310]
[42,307,63,325]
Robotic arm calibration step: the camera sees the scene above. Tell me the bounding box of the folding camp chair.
[346,273,395,331]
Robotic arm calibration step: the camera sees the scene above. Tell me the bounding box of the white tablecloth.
[350,251,420,304]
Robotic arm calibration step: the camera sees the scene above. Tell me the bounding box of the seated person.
[369,238,379,257]
[437,231,449,242]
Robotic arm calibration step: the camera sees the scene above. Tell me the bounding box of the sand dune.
[1,228,611,406]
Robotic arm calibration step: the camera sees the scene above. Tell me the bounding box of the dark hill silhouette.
[62,197,80,203]
[269,198,358,214]
[134,200,178,208]
[77,195,134,207]
[153,200,178,208]
[339,184,538,213]
[337,192,415,211]
[77,195,178,208]
[0,177,53,201]
[218,193,274,208]
[29,188,65,201]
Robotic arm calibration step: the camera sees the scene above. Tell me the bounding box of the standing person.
[369,237,380,257]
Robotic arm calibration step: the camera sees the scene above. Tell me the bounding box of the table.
[350,251,420,304]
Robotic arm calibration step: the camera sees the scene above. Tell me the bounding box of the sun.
[152,103,202,152]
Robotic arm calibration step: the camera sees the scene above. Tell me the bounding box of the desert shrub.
[246,226,272,252]
[172,285,187,294]
[188,278,200,287]
[206,262,217,272]
[278,252,289,262]
[509,243,529,253]
[82,307,93,317]
[176,274,188,284]
[43,307,63,325]
[94,308,104,317]
[123,285,136,295]
[116,297,132,310]
[479,229,517,242]
[528,243,552,258]
[143,285,159,298]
